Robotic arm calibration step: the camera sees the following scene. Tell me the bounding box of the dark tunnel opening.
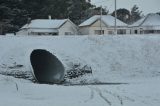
[30,49,65,84]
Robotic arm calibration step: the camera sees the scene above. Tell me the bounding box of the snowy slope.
[1,35,160,83]
[0,35,160,106]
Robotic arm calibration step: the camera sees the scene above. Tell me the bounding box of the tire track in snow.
[90,87,112,106]
[89,86,137,106]
[84,86,95,103]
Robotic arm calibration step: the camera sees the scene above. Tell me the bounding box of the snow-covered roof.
[131,13,160,27]
[21,19,68,29]
[29,29,58,33]
[79,15,127,27]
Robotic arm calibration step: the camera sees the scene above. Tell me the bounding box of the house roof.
[131,13,160,27]
[21,19,68,29]
[29,29,58,33]
[79,15,127,27]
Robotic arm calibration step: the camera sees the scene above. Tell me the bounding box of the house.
[79,15,130,35]
[130,13,160,34]
[16,19,78,36]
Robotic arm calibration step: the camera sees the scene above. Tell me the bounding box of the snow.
[21,19,68,29]
[130,17,145,27]
[131,13,160,27]
[0,74,160,106]
[0,35,160,106]
[1,35,160,82]
[79,15,127,27]
[29,29,58,33]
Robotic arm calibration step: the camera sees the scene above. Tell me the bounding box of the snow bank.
[1,35,160,106]
[0,35,160,83]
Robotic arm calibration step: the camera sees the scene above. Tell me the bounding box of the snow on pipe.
[30,49,65,84]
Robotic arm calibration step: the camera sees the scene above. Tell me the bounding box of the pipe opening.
[30,49,64,84]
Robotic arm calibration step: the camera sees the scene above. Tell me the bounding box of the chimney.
[48,15,51,20]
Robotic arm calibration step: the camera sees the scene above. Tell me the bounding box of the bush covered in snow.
[65,63,92,79]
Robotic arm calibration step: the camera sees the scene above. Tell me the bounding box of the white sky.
[91,0,160,15]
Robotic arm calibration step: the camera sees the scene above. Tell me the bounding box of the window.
[48,33,58,36]
[108,31,113,35]
[156,30,160,34]
[149,30,154,33]
[117,29,126,34]
[94,30,104,35]
[37,33,42,35]
[65,32,72,35]
[135,30,138,34]
[52,32,58,35]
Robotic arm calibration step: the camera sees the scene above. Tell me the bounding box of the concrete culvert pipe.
[30,49,65,84]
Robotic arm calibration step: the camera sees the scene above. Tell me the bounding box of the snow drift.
[0,35,160,84]
[1,35,160,106]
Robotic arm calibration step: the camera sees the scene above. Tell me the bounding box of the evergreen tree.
[0,0,95,34]
[111,5,142,24]
[40,0,70,19]
[130,5,142,24]
[68,0,94,24]
[21,0,48,19]
[0,0,26,34]
[92,7,108,15]
[112,8,130,24]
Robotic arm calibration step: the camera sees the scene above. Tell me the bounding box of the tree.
[22,0,94,24]
[0,0,95,34]
[111,5,143,24]
[0,0,25,34]
[40,0,71,19]
[67,0,94,24]
[112,8,130,24]
[21,0,48,19]
[92,7,108,15]
[130,5,142,24]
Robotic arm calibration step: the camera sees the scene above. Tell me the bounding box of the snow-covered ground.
[0,74,160,106]
[0,35,160,106]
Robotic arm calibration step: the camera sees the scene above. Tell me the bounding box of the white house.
[79,15,130,35]
[130,13,160,34]
[16,19,78,36]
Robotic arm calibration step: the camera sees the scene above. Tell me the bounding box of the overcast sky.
[91,0,160,15]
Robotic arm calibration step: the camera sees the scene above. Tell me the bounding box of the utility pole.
[114,0,117,35]
[0,23,2,35]
[100,5,103,35]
